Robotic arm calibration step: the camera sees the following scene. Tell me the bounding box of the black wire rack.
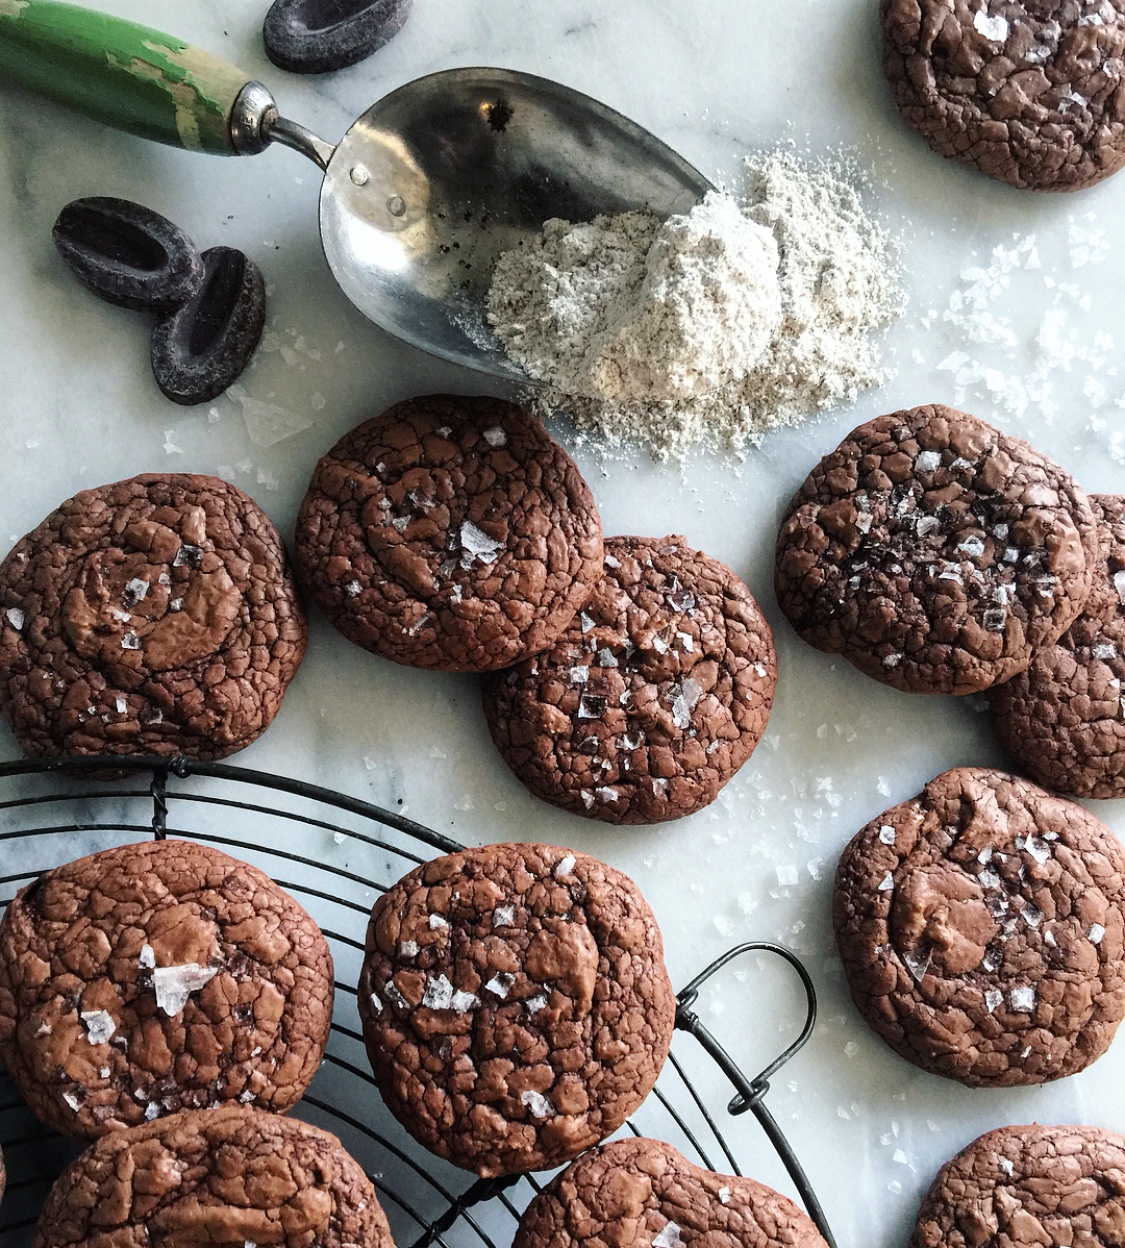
[0,755,836,1248]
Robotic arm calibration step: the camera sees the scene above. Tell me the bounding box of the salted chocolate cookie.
[357,843,675,1177]
[911,1123,1125,1248]
[883,0,1125,192]
[834,766,1125,1086]
[34,1105,391,1248]
[0,473,306,760]
[515,1137,829,1248]
[482,536,777,824]
[774,405,1098,695]
[0,839,333,1140]
[992,494,1125,797]
[295,394,604,671]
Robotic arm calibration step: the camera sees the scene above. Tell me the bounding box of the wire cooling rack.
[0,756,836,1248]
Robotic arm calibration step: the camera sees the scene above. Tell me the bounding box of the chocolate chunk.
[0,473,307,760]
[34,1105,390,1248]
[516,1137,829,1248]
[263,0,412,73]
[482,534,777,824]
[911,1123,1125,1248]
[992,494,1125,797]
[0,839,334,1139]
[357,843,675,1176]
[774,404,1098,695]
[150,246,266,405]
[882,0,1125,191]
[295,395,604,672]
[52,197,203,313]
[833,766,1125,1086]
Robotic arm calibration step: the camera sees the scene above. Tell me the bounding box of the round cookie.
[0,839,333,1139]
[882,0,1125,192]
[482,535,777,824]
[0,473,306,760]
[833,766,1125,1086]
[910,1123,1125,1248]
[294,394,604,671]
[35,1104,391,1248]
[357,843,676,1177]
[515,1137,829,1248]
[992,494,1125,797]
[774,404,1098,695]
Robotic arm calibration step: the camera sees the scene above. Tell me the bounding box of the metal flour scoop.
[0,1,712,383]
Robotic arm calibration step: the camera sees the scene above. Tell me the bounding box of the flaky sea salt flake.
[152,963,219,1016]
[459,521,502,568]
[4,606,23,630]
[554,854,576,878]
[879,825,896,845]
[878,871,895,892]
[520,1089,554,1119]
[450,989,479,1013]
[653,1222,683,1248]
[1089,923,1106,944]
[81,1010,116,1045]
[422,975,454,1010]
[1008,986,1036,1012]
[493,905,516,928]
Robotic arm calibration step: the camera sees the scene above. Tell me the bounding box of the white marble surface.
[2,1,1125,1245]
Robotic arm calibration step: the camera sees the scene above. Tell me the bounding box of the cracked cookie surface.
[910,1123,1125,1248]
[294,394,604,671]
[34,1104,390,1248]
[992,494,1125,797]
[0,473,306,759]
[482,535,777,824]
[774,404,1097,695]
[514,1136,829,1248]
[0,839,333,1139]
[833,766,1125,1086]
[357,843,675,1176]
[883,0,1125,191]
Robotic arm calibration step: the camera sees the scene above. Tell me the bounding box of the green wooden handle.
[0,1,254,154]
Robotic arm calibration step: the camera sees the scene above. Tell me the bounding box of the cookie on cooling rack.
[294,394,604,671]
[833,766,1125,1087]
[34,1104,391,1248]
[883,0,1125,191]
[482,534,777,824]
[774,404,1098,695]
[515,1137,829,1248]
[357,843,676,1177]
[0,472,307,760]
[991,494,1125,798]
[0,839,333,1139]
[910,1123,1125,1248]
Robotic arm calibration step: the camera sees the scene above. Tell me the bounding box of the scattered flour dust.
[487,192,781,401]
[487,149,905,460]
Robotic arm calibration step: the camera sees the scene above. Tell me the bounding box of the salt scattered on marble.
[776,864,799,887]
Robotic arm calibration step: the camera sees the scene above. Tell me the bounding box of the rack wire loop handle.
[674,941,836,1248]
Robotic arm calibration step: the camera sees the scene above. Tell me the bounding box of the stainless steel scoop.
[0,3,713,382]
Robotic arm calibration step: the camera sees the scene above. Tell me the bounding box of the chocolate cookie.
[34,1104,391,1248]
[833,766,1125,1086]
[883,0,1125,192]
[0,839,333,1139]
[515,1137,829,1248]
[774,405,1098,695]
[992,494,1125,797]
[482,535,777,824]
[357,843,675,1177]
[910,1122,1125,1248]
[0,473,306,759]
[295,395,604,671]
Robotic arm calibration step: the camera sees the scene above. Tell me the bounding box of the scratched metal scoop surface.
[288,68,713,382]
